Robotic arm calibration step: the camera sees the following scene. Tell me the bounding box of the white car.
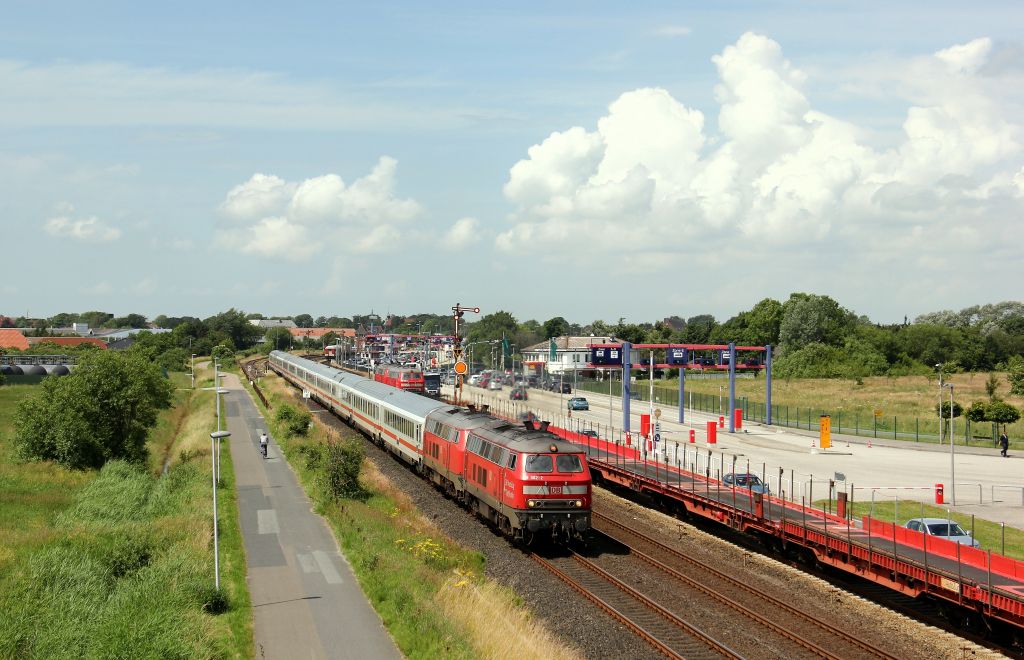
[468,374,481,386]
[488,379,503,391]
[905,518,981,548]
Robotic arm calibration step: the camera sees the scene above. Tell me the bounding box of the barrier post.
[689,429,695,443]
[707,420,717,444]
[734,408,743,431]
[718,415,724,429]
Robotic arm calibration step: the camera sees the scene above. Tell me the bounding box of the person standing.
[999,432,1009,457]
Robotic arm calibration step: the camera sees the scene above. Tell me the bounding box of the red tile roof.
[0,329,30,351]
[26,337,107,349]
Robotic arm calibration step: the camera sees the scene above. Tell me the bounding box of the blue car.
[567,397,589,411]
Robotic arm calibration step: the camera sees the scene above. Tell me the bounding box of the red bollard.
[734,408,742,430]
[689,429,695,443]
[935,483,944,505]
[718,415,725,429]
[707,420,717,444]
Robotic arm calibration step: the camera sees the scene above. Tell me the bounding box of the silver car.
[905,518,981,548]
[488,378,503,391]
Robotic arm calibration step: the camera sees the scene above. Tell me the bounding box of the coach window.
[525,454,553,473]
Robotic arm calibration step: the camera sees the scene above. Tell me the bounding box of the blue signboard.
[666,347,688,365]
[590,347,623,365]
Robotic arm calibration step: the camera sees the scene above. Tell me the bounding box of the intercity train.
[269,351,591,541]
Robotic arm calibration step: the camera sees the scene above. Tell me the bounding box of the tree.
[778,293,857,351]
[293,314,315,328]
[542,316,570,339]
[264,327,292,352]
[78,311,113,328]
[13,351,173,469]
[110,313,148,328]
[936,400,964,419]
[204,309,261,348]
[986,401,1021,431]
[682,315,716,343]
[1008,356,1024,396]
[985,373,1001,400]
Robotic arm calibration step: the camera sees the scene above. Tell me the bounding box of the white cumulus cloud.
[498,32,1024,265]
[216,156,421,259]
[44,206,121,242]
[440,217,481,250]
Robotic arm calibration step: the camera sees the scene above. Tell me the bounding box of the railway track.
[530,552,739,659]
[591,510,898,660]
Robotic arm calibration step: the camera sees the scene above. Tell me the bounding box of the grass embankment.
[247,365,579,660]
[814,499,1024,560]
[581,371,1024,442]
[0,366,252,658]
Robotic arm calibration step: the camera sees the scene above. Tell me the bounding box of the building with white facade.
[521,335,617,377]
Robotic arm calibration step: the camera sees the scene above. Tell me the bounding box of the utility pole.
[451,303,479,405]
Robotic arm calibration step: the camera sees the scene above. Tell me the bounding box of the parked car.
[580,429,598,438]
[567,396,589,411]
[905,518,981,548]
[478,377,490,389]
[510,386,528,401]
[468,374,481,386]
[488,378,503,391]
[723,473,770,494]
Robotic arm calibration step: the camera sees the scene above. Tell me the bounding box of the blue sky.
[2,2,1022,325]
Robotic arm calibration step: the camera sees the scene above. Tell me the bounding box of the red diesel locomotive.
[374,363,425,393]
[422,407,590,541]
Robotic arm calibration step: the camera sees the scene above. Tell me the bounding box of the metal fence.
[574,378,1007,446]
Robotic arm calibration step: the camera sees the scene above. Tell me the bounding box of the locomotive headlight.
[574,500,583,508]
[528,500,537,508]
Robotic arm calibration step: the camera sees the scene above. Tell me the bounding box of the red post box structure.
[733,408,743,430]
[707,420,717,444]
[718,415,725,429]
[935,483,944,505]
[689,429,695,443]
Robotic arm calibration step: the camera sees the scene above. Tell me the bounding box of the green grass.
[815,499,1024,560]
[0,373,252,659]
[244,370,486,659]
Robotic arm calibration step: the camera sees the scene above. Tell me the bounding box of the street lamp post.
[191,353,197,389]
[936,364,944,444]
[209,430,231,590]
[946,382,956,505]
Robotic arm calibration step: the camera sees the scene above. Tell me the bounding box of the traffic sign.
[654,408,662,419]
[454,360,468,375]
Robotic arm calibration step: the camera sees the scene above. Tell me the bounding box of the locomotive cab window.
[556,455,584,473]
[525,454,553,473]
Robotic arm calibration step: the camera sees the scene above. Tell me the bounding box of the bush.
[321,439,364,500]
[275,403,312,437]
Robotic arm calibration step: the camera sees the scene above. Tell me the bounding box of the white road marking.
[257,509,279,534]
[313,551,343,584]
[297,553,316,573]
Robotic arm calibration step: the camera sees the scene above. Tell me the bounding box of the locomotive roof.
[350,378,444,417]
[430,405,504,430]
[471,420,583,454]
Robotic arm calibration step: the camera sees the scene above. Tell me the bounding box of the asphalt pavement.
[222,373,401,660]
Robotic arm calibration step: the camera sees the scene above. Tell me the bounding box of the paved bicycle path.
[222,373,401,660]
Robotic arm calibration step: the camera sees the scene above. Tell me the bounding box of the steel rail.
[593,510,898,660]
[531,553,740,659]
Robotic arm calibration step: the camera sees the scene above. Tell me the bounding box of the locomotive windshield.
[525,454,553,473]
[524,453,585,473]
[555,455,584,473]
